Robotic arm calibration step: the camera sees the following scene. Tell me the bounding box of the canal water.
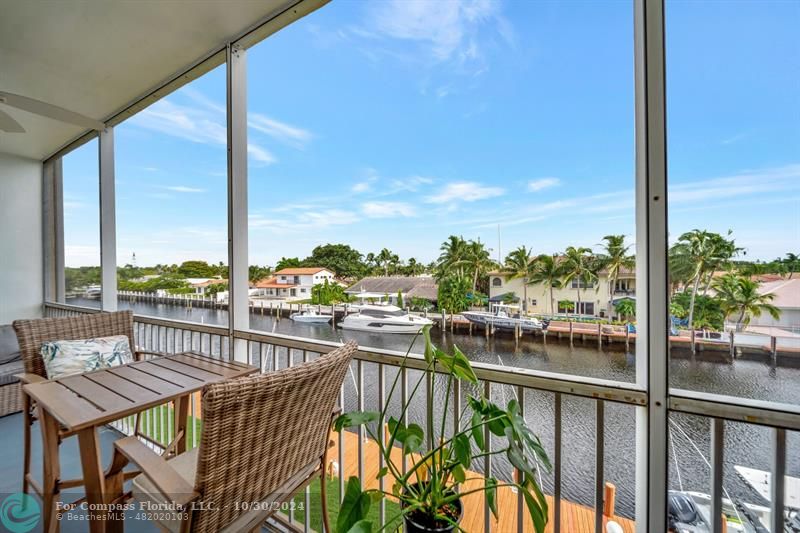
[74,298,799,519]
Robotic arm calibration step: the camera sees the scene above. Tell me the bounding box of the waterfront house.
[747,278,800,335]
[186,277,227,296]
[345,276,438,306]
[254,267,335,300]
[488,266,635,318]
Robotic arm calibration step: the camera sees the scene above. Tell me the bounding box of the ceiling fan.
[0,91,105,133]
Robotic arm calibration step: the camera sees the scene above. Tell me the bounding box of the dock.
[328,428,636,533]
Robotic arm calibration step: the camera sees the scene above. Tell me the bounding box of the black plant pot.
[402,484,463,533]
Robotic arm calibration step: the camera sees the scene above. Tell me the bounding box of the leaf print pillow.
[40,335,134,379]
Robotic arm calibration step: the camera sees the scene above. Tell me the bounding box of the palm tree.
[561,246,598,316]
[405,258,425,276]
[597,235,635,318]
[713,273,781,331]
[500,246,537,313]
[614,298,636,323]
[529,254,564,315]
[437,235,469,279]
[463,239,495,292]
[375,248,396,277]
[785,253,800,279]
[669,230,739,331]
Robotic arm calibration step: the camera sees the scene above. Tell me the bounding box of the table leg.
[77,427,113,533]
[39,408,61,533]
[174,394,190,454]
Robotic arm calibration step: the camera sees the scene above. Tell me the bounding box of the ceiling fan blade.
[0,91,104,131]
[0,108,25,133]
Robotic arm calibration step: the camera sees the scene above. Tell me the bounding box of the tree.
[669,230,739,332]
[784,253,800,279]
[558,299,575,314]
[403,257,426,276]
[436,235,469,279]
[302,244,365,279]
[437,274,472,313]
[500,246,537,313]
[614,298,636,323]
[248,265,272,284]
[373,248,398,277]
[713,273,781,331]
[671,292,725,331]
[464,239,496,292]
[597,235,635,310]
[561,246,598,316]
[530,254,564,315]
[177,260,216,278]
[396,290,404,309]
[275,257,302,271]
[310,279,349,305]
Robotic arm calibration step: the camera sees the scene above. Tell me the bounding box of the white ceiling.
[0,0,309,160]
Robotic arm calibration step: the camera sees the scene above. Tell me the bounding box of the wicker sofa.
[0,324,23,417]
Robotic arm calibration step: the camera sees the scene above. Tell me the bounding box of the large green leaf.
[486,477,499,519]
[453,433,472,468]
[334,411,380,432]
[471,410,485,451]
[388,417,425,454]
[452,464,466,484]
[522,485,547,533]
[346,520,372,533]
[336,477,372,533]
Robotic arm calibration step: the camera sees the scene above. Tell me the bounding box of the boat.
[735,465,800,532]
[338,303,433,334]
[83,285,102,299]
[668,490,777,533]
[289,307,332,324]
[461,303,547,332]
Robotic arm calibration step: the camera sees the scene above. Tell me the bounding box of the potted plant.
[333,326,551,533]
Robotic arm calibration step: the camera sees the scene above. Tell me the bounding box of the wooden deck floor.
[329,430,636,533]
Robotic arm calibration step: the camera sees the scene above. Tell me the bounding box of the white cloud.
[249,209,360,234]
[248,114,313,149]
[389,175,434,193]
[352,168,380,193]
[161,186,206,193]
[131,99,277,165]
[426,181,504,203]
[361,201,417,218]
[364,0,509,63]
[527,177,561,192]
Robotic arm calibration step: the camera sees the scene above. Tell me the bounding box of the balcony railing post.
[226,42,249,362]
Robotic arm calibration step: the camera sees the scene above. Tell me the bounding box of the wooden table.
[24,352,257,533]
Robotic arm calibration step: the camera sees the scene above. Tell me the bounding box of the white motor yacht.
[339,303,433,334]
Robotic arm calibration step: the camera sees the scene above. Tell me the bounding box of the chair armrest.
[113,436,200,508]
[14,373,46,385]
[135,350,169,361]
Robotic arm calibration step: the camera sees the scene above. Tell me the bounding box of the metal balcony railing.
[42,301,799,533]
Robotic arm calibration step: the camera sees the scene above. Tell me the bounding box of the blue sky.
[62,0,799,268]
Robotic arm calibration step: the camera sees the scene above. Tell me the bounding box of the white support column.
[99,128,117,311]
[227,43,249,362]
[42,158,65,303]
[634,0,669,531]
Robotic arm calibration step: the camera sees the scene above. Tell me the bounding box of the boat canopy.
[489,292,520,303]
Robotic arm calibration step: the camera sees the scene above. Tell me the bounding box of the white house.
[253,267,335,300]
[747,278,800,335]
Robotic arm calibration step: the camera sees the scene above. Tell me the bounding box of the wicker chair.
[12,310,163,508]
[108,340,357,533]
